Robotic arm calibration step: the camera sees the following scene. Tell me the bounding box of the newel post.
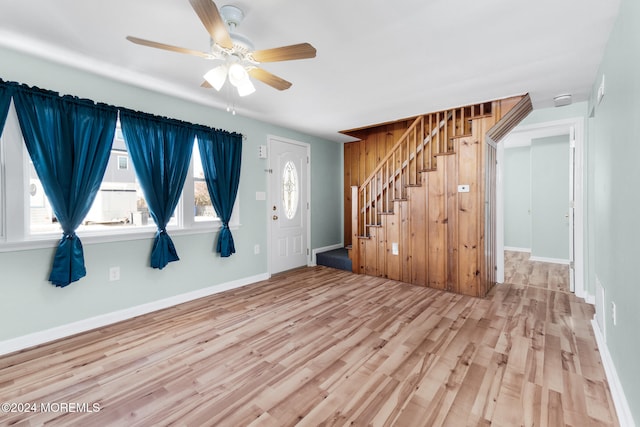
[351,185,359,274]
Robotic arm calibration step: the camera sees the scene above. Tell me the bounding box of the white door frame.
[267,135,311,276]
[496,117,586,300]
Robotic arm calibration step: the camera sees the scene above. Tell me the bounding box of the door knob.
[272,215,279,220]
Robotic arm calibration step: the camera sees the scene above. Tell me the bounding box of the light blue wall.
[503,146,531,249]
[530,135,570,260]
[504,135,571,260]
[0,46,343,341]
[587,0,640,421]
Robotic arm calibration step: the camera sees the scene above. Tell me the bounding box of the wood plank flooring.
[0,253,618,426]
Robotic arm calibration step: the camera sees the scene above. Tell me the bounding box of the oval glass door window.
[282,161,299,219]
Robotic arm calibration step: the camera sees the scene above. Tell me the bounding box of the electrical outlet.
[611,301,617,326]
[109,266,120,281]
[254,244,260,254]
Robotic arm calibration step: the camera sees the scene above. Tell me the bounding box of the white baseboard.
[504,246,531,253]
[591,319,636,427]
[529,255,569,265]
[0,273,270,357]
[309,243,344,267]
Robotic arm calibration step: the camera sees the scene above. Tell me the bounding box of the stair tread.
[451,133,472,139]
[379,211,394,215]
[434,151,456,156]
[468,112,492,119]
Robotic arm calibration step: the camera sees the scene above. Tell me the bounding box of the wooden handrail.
[349,100,500,274]
[359,116,423,192]
[354,104,480,242]
[359,111,452,193]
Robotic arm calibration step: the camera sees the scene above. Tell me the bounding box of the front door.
[269,136,309,274]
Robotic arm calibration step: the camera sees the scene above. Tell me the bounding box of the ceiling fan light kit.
[126,0,317,101]
[203,64,228,91]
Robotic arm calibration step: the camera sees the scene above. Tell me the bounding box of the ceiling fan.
[126,0,316,97]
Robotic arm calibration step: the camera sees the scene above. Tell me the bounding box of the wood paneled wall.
[343,120,413,245]
[343,96,532,297]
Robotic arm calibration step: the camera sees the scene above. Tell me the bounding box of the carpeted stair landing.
[316,248,352,272]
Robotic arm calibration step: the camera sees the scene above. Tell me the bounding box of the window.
[192,142,217,222]
[0,108,237,247]
[117,155,128,170]
[282,160,298,220]
[27,123,157,234]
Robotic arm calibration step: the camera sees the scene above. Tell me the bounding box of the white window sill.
[0,222,241,253]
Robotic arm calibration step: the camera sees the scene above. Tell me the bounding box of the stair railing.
[350,101,493,273]
[353,102,493,239]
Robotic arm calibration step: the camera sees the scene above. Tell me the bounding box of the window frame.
[0,104,240,252]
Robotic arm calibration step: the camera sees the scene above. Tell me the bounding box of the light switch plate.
[391,242,399,255]
[597,74,605,105]
[458,184,470,193]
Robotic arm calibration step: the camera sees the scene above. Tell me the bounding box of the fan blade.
[252,43,316,63]
[126,36,211,59]
[201,81,213,88]
[188,0,233,49]
[248,68,292,91]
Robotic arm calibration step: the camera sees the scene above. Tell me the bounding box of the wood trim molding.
[487,94,533,143]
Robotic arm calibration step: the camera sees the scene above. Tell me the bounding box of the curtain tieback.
[62,232,77,240]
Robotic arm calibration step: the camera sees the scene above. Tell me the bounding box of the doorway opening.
[496,117,585,299]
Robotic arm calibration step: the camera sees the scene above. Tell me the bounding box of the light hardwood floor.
[0,253,618,426]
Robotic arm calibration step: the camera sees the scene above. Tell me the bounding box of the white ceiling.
[0,0,621,142]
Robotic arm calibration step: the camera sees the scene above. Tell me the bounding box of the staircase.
[345,95,532,297]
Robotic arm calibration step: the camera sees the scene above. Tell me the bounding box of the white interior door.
[269,137,309,274]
